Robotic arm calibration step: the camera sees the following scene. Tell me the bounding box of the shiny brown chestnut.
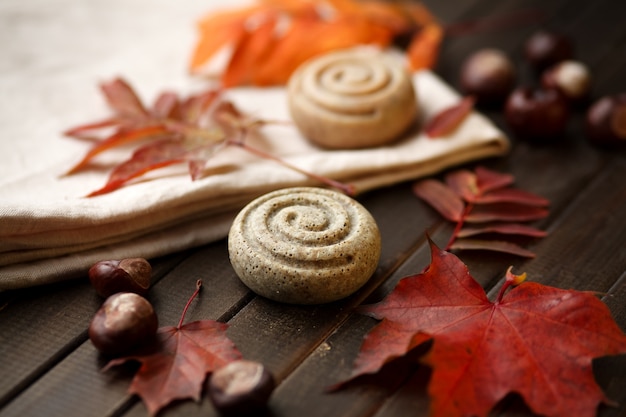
[459,48,516,105]
[505,87,569,140]
[524,30,573,72]
[208,360,276,415]
[542,60,591,104]
[89,258,151,297]
[89,292,158,355]
[585,94,626,147]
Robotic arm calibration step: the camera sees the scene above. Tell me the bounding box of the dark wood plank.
[0,242,249,417]
[239,0,626,415]
[118,182,458,417]
[0,253,183,408]
[266,158,626,417]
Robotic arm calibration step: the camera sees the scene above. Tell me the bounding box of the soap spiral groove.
[288,48,418,149]
[228,187,381,304]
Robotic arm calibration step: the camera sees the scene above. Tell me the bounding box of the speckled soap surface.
[228,187,381,305]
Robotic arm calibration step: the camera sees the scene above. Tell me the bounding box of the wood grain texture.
[1,0,625,416]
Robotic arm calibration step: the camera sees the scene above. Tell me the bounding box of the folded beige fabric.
[0,0,509,290]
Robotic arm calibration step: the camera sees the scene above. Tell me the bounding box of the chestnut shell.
[89,292,158,355]
[459,48,516,104]
[505,87,569,140]
[89,258,151,297]
[208,360,276,415]
[585,94,626,147]
[524,30,574,72]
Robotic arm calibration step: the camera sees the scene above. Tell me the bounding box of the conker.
[459,48,516,105]
[585,93,626,147]
[542,60,591,104]
[505,87,569,140]
[89,258,151,297]
[208,360,276,415]
[89,292,158,355]
[524,30,573,72]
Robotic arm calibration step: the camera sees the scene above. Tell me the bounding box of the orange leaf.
[255,17,392,85]
[323,0,363,14]
[189,0,440,86]
[189,6,262,71]
[407,21,444,70]
[222,13,279,87]
[359,3,413,33]
[67,125,169,175]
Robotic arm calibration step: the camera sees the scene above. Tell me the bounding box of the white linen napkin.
[0,0,509,290]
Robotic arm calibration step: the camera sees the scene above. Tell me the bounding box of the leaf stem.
[445,202,474,251]
[231,140,356,196]
[178,280,203,329]
[495,267,527,303]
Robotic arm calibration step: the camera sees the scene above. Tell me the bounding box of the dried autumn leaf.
[65,78,354,196]
[472,187,550,206]
[100,78,149,118]
[344,240,626,417]
[464,203,549,223]
[64,78,222,176]
[425,96,476,138]
[407,21,444,71]
[449,237,537,258]
[474,165,514,192]
[412,179,464,222]
[85,137,221,197]
[413,166,549,257]
[104,281,242,416]
[456,223,547,238]
[189,0,442,87]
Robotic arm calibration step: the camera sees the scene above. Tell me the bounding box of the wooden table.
[1,0,625,416]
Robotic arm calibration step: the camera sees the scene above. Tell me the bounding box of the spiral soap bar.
[228,187,381,304]
[288,48,418,149]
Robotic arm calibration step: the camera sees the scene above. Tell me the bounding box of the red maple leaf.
[343,240,626,417]
[104,281,242,416]
[413,166,549,257]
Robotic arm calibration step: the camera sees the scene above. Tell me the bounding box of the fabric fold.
[0,0,509,290]
[0,71,508,290]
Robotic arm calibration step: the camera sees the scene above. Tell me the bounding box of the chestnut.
[89,292,158,355]
[524,30,573,72]
[542,60,591,104]
[585,93,626,147]
[459,48,516,105]
[208,360,276,415]
[505,87,569,140]
[89,258,151,297]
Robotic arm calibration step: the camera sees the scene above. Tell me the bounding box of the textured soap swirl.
[288,48,418,149]
[228,187,381,305]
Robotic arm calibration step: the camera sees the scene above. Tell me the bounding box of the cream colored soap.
[287,48,419,149]
[228,187,381,305]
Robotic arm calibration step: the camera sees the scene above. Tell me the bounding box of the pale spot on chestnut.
[459,48,516,104]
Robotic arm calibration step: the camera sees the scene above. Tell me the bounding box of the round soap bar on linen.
[228,187,381,305]
[287,48,418,149]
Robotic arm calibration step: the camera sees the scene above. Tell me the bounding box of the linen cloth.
[0,0,509,290]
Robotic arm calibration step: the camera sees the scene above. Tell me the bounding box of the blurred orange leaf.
[190,0,442,87]
[407,21,444,70]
